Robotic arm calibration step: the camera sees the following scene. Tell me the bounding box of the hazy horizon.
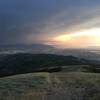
[0,0,100,48]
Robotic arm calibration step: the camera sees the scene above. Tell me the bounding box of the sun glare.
[53,28,100,48]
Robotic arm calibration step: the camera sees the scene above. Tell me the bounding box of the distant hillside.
[0,54,86,77]
[0,44,55,50]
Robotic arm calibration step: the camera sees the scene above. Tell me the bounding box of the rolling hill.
[0,72,100,100]
[0,54,86,77]
[0,53,100,100]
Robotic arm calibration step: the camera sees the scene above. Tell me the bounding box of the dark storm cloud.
[0,0,100,44]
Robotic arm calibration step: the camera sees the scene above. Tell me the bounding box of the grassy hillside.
[0,72,100,100]
[0,73,49,100]
[0,53,100,100]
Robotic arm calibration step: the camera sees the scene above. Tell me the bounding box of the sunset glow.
[51,28,100,48]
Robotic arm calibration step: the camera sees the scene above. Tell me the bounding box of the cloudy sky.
[0,0,100,48]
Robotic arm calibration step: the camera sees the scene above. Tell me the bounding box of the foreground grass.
[0,73,50,100]
[0,72,100,100]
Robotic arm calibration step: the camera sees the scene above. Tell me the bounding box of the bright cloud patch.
[50,28,100,48]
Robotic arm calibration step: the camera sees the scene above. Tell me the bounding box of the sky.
[0,0,100,48]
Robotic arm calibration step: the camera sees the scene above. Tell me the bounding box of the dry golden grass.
[0,72,100,100]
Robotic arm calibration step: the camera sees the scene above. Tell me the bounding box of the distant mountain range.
[0,44,55,50]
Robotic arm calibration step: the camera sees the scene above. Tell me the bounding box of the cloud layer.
[0,0,100,45]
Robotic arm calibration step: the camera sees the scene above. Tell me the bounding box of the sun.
[52,28,100,48]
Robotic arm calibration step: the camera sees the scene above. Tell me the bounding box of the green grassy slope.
[0,72,100,100]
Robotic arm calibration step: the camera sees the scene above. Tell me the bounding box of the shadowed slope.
[0,54,85,77]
